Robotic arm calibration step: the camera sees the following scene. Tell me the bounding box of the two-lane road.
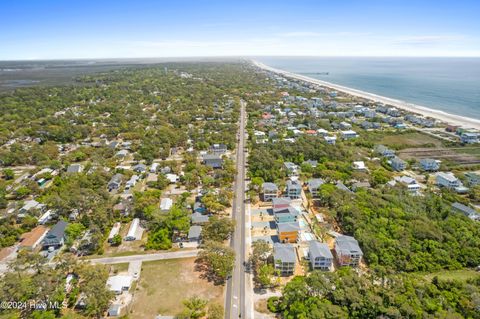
[225,100,247,318]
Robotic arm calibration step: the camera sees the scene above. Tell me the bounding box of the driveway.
[89,249,199,265]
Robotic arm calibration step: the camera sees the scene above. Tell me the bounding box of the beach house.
[277,221,300,243]
[340,130,358,140]
[272,197,292,210]
[273,243,296,276]
[309,241,333,271]
[286,180,302,199]
[262,182,278,201]
[307,178,325,197]
[335,235,363,267]
[390,156,406,171]
[420,158,440,171]
[273,206,299,223]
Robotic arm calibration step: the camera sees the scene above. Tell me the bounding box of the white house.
[160,198,173,212]
[324,136,337,145]
[340,130,358,140]
[124,218,141,241]
[352,161,366,171]
[107,275,133,294]
[108,222,121,242]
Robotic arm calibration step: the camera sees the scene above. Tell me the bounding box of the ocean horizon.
[256,57,480,120]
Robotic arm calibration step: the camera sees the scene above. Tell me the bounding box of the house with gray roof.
[108,173,123,191]
[273,206,299,223]
[191,212,209,225]
[42,220,68,249]
[420,158,440,171]
[307,178,324,197]
[284,162,299,176]
[375,145,395,159]
[452,202,480,220]
[286,180,302,199]
[309,241,333,271]
[335,235,363,267]
[465,172,480,186]
[202,154,223,169]
[262,182,278,201]
[390,156,406,171]
[273,243,296,275]
[188,225,202,242]
[132,163,147,173]
[67,164,83,173]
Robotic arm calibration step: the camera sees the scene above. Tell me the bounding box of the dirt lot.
[128,258,224,318]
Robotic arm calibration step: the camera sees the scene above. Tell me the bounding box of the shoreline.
[251,60,480,130]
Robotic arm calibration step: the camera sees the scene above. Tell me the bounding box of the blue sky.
[1,0,480,59]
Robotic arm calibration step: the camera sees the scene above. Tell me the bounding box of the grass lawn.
[376,132,444,148]
[109,263,129,274]
[423,269,480,282]
[128,258,224,318]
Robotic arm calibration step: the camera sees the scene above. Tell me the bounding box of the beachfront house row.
[420,158,440,171]
[335,235,363,267]
[262,182,278,201]
[309,241,333,271]
[286,180,302,199]
[278,221,301,243]
[273,243,296,276]
[307,178,325,197]
[390,156,407,171]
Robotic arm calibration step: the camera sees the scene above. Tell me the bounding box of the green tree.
[201,217,235,242]
[198,241,235,283]
[179,295,208,319]
[110,234,122,246]
[2,168,14,180]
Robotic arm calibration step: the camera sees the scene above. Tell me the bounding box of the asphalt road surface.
[225,100,247,319]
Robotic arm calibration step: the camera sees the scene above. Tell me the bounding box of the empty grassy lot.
[376,131,444,149]
[128,258,224,318]
[424,269,480,282]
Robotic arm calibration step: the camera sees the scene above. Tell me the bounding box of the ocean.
[256,57,480,119]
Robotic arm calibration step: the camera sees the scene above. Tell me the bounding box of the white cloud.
[393,35,468,46]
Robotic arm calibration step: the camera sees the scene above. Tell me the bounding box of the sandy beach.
[252,60,480,130]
